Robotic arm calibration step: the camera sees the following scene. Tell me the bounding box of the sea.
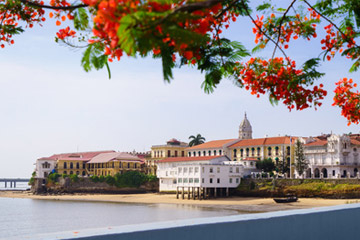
[0,196,241,239]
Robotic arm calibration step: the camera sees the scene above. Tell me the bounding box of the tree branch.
[19,0,87,10]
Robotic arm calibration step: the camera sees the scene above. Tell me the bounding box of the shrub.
[47,172,61,183]
[69,174,79,183]
[28,171,36,186]
[90,175,99,183]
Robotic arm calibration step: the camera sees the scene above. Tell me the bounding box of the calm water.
[0,197,240,239]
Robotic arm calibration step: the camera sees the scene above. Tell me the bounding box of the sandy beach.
[1,191,359,213]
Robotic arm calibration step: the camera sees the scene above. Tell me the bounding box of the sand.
[1,191,359,213]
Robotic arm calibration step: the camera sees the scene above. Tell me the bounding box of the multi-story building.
[156,155,243,192]
[146,138,188,174]
[87,152,144,176]
[302,134,360,178]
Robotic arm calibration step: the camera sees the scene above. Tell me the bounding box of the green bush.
[28,171,36,186]
[47,172,61,183]
[62,173,68,178]
[90,175,99,182]
[69,174,79,182]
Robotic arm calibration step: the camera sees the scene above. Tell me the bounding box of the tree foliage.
[294,139,308,176]
[188,133,206,147]
[256,158,275,173]
[2,0,360,124]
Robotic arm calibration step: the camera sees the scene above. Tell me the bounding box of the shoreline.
[1,191,359,213]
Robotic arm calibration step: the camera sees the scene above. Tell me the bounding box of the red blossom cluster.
[0,0,46,48]
[56,26,76,39]
[237,57,327,111]
[333,78,360,125]
[252,8,320,49]
[321,24,357,61]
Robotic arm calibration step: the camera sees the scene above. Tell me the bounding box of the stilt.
[182,187,184,199]
[176,187,179,199]
[226,188,229,197]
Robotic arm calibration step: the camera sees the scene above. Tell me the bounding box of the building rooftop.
[187,139,236,150]
[88,152,142,163]
[157,156,227,163]
[38,150,116,161]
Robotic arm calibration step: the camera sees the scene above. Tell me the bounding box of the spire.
[239,112,252,139]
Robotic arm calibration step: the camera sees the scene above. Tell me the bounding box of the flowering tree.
[1,0,359,124]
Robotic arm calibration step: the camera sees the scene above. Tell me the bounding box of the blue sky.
[0,2,359,177]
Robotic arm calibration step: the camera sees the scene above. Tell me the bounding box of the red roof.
[304,139,327,146]
[187,139,236,150]
[157,156,223,163]
[38,150,115,161]
[242,157,259,161]
[229,136,296,148]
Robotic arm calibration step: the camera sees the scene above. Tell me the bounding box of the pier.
[0,178,30,188]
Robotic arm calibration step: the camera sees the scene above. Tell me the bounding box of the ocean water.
[0,197,240,239]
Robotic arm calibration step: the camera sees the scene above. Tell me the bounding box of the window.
[184,167,188,173]
[354,148,357,152]
[76,171,80,175]
[178,167,182,174]
[251,148,255,156]
[208,150,211,156]
[268,147,272,156]
[250,162,253,166]
[127,163,130,168]
[202,178,204,183]
[195,178,199,183]
[230,167,233,173]
[246,148,249,157]
[183,178,188,183]
[219,150,222,155]
[83,163,86,169]
[195,167,199,173]
[70,162,73,169]
[82,171,86,176]
[209,178,213,184]
[217,167,220,173]
[236,167,239,173]
[189,178,194,183]
[173,179,177,184]
[275,146,279,156]
[233,149,237,157]
[182,151,185,157]
[76,163,80,169]
[217,178,220,183]
[244,162,247,166]
[210,167,213,173]
[188,152,191,157]
[236,178,240,184]
[198,151,201,156]
[333,170,336,176]
[64,162,67,169]
[202,167,205,173]
[214,150,217,155]
[189,167,193,174]
[287,146,291,155]
[240,149,244,157]
[168,150,171,157]
[257,147,261,156]
[229,178,233,183]
[193,151,196,156]
[203,151,206,156]
[178,178,182,183]
[175,151,178,157]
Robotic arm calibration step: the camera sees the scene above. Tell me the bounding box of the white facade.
[35,159,57,178]
[156,156,244,191]
[302,134,360,178]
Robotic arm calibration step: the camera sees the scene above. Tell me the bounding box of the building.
[302,134,360,178]
[156,155,243,192]
[87,152,144,176]
[146,138,188,174]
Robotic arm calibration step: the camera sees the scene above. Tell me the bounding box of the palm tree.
[188,134,206,147]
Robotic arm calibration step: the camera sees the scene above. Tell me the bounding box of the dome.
[239,113,252,139]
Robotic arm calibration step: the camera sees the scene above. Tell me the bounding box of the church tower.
[238,113,252,139]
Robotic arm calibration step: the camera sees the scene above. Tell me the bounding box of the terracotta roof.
[88,152,142,163]
[157,156,224,163]
[229,136,296,148]
[304,139,327,146]
[187,139,236,150]
[351,139,360,146]
[38,150,115,161]
[242,157,259,161]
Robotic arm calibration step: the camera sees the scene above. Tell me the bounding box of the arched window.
[240,149,243,157]
[188,152,191,157]
[198,151,201,156]
[64,162,67,169]
[127,163,130,168]
[219,150,222,155]
[82,171,86,176]
[233,149,237,157]
[70,162,73,169]
[203,151,206,156]
[246,148,249,157]
[257,147,260,156]
[275,146,279,156]
[167,150,171,157]
[208,150,211,156]
[251,148,255,156]
[287,146,291,155]
[214,150,217,155]
[76,162,80,169]
[182,151,185,157]
[175,150,178,157]
[76,171,80,175]
[268,147,272,156]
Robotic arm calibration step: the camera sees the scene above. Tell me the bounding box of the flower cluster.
[333,78,360,125]
[56,26,76,39]
[237,57,327,111]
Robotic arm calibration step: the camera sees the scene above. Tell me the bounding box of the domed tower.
[238,113,252,139]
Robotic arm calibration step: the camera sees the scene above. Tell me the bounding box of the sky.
[0,1,359,178]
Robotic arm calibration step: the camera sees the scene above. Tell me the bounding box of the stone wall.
[236,178,360,198]
[45,177,158,194]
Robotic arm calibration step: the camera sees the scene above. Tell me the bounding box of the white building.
[302,134,360,178]
[156,156,243,192]
[35,157,57,179]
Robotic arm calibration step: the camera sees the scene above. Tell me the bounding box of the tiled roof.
[88,152,142,163]
[229,136,296,148]
[304,139,327,146]
[351,139,360,146]
[242,157,259,161]
[157,156,224,163]
[186,139,236,150]
[38,150,115,161]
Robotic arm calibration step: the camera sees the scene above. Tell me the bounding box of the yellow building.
[87,152,144,176]
[54,151,115,176]
[147,138,188,174]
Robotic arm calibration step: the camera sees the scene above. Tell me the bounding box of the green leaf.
[256,2,271,11]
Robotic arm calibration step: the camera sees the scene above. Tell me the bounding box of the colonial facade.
[156,156,243,192]
[301,134,360,178]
